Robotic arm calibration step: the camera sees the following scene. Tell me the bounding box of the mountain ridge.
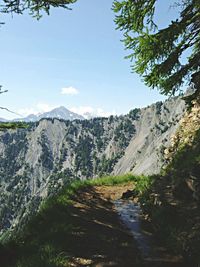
[0,96,186,237]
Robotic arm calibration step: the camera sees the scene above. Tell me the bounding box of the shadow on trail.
[0,185,189,267]
[114,199,188,267]
[64,186,141,266]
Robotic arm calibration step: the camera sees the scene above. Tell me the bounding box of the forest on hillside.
[0,0,199,267]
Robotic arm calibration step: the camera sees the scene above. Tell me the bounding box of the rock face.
[0,96,186,236]
[113,96,186,175]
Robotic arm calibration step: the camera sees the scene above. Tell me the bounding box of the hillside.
[138,99,200,266]
[113,96,185,175]
[0,175,186,267]
[0,96,186,237]
[0,96,199,266]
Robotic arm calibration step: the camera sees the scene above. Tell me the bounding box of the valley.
[0,96,185,237]
[0,0,199,266]
[0,95,200,267]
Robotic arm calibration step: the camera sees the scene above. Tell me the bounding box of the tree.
[0,0,77,19]
[113,0,200,100]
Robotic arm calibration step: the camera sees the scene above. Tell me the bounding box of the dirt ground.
[66,183,186,267]
[66,182,141,267]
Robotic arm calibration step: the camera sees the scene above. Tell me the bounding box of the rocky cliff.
[0,96,186,237]
[113,96,186,175]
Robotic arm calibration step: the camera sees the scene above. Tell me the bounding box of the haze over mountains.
[0,106,85,122]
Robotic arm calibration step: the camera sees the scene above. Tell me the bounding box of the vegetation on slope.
[0,122,28,130]
[0,174,150,267]
[0,114,139,236]
[114,0,200,101]
[0,100,199,267]
[138,100,200,266]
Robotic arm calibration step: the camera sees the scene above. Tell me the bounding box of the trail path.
[67,183,185,267]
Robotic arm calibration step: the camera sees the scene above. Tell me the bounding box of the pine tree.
[113,0,200,100]
[1,0,76,19]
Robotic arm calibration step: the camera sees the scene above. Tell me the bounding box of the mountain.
[0,96,186,238]
[113,97,186,175]
[13,114,38,122]
[38,106,84,121]
[12,106,84,122]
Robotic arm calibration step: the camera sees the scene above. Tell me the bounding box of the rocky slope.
[139,98,200,265]
[113,96,186,175]
[0,96,186,237]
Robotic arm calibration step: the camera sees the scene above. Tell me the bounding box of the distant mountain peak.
[12,106,84,122]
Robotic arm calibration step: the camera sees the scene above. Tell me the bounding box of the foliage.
[114,118,135,148]
[113,0,200,98]
[138,125,200,265]
[128,108,140,120]
[0,122,28,130]
[155,101,163,115]
[97,154,120,176]
[0,174,143,267]
[38,131,54,170]
[0,115,139,240]
[0,0,76,19]
[133,175,154,195]
[74,136,94,177]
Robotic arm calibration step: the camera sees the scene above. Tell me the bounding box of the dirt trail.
[66,184,185,267]
[66,182,140,267]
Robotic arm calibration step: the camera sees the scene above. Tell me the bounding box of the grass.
[0,122,28,130]
[0,173,149,267]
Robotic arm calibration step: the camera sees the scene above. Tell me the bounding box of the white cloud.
[96,108,116,118]
[61,86,79,95]
[18,103,58,117]
[70,106,94,116]
[70,106,116,119]
[17,107,38,116]
[36,103,56,113]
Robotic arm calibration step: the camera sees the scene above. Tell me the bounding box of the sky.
[0,0,180,119]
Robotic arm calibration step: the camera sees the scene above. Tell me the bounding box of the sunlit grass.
[0,122,28,130]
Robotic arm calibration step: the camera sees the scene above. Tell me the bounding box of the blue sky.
[0,0,179,119]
